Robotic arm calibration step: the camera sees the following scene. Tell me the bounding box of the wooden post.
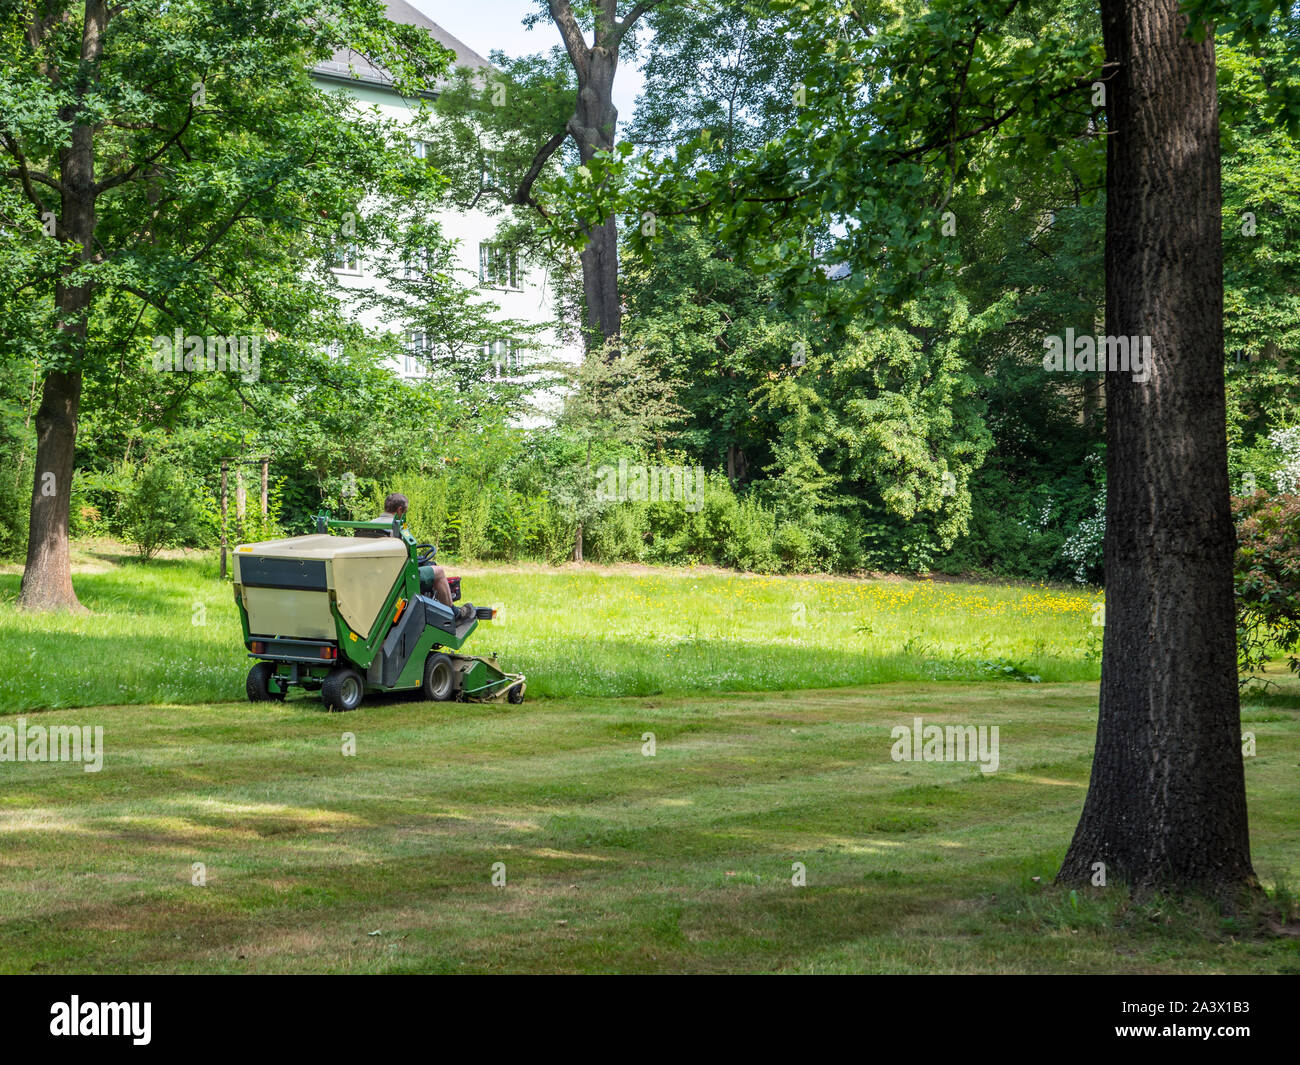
[259,457,269,517]
[235,467,246,544]
[220,459,229,579]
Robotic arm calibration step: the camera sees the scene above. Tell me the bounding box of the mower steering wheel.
[415,543,437,566]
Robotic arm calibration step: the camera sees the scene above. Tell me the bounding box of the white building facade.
[311,1,579,384]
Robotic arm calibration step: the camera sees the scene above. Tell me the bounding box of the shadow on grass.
[1241,685,1300,713]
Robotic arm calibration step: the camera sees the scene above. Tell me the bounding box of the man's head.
[383,492,409,518]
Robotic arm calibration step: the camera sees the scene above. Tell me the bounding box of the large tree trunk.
[544,0,656,352]
[570,44,621,349]
[19,0,105,611]
[21,369,84,611]
[1058,0,1253,891]
[579,214,621,349]
[539,1,667,351]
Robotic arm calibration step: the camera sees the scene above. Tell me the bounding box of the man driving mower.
[371,493,476,622]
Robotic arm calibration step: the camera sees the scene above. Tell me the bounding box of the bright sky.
[409,0,647,125]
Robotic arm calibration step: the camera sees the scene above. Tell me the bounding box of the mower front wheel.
[422,653,456,702]
[247,662,286,703]
[322,667,364,712]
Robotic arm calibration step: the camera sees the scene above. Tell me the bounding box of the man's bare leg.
[430,566,452,607]
[428,564,473,620]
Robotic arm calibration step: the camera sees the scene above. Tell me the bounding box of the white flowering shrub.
[1268,427,1300,493]
[1060,489,1105,584]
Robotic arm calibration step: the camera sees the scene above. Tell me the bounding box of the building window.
[411,139,433,161]
[484,338,520,377]
[479,243,519,289]
[402,246,430,279]
[403,331,429,377]
[330,242,361,274]
[483,149,506,191]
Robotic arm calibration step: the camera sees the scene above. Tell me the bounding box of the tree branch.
[0,134,62,216]
[549,0,590,81]
[96,100,196,193]
[0,165,65,194]
[610,0,666,49]
[513,127,568,213]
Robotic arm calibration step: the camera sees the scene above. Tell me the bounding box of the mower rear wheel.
[247,662,285,703]
[507,683,525,705]
[322,667,364,712]
[422,653,456,701]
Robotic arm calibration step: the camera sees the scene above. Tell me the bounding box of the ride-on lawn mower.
[232,515,524,711]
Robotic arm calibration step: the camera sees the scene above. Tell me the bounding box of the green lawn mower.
[233,515,524,711]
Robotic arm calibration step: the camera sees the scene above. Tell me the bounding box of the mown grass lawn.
[0,542,1102,712]
[1,543,1295,973]
[0,682,1297,974]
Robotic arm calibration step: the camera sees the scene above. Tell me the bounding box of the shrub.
[1267,427,1300,493]
[638,474,780,572]
[726,495,780,573]
[796,511,845,572]
[224,496,284,547]
[587,502,646,562]
[0,470,29,561]
[448,492,491,560]
[1233,490,1300,677]
[485,487,559,560]
[1059,489,1105,584]
[533,494,576,564]
[774,522,817,572]
[857,516,941,574]
[117,461,207,560]
[74,464,135,538]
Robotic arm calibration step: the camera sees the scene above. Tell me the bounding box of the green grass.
[2,543,1293,974]
[0,542,1103,712]
[0,682,1296,974]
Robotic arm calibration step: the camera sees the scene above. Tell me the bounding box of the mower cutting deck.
[232,515,524,711]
